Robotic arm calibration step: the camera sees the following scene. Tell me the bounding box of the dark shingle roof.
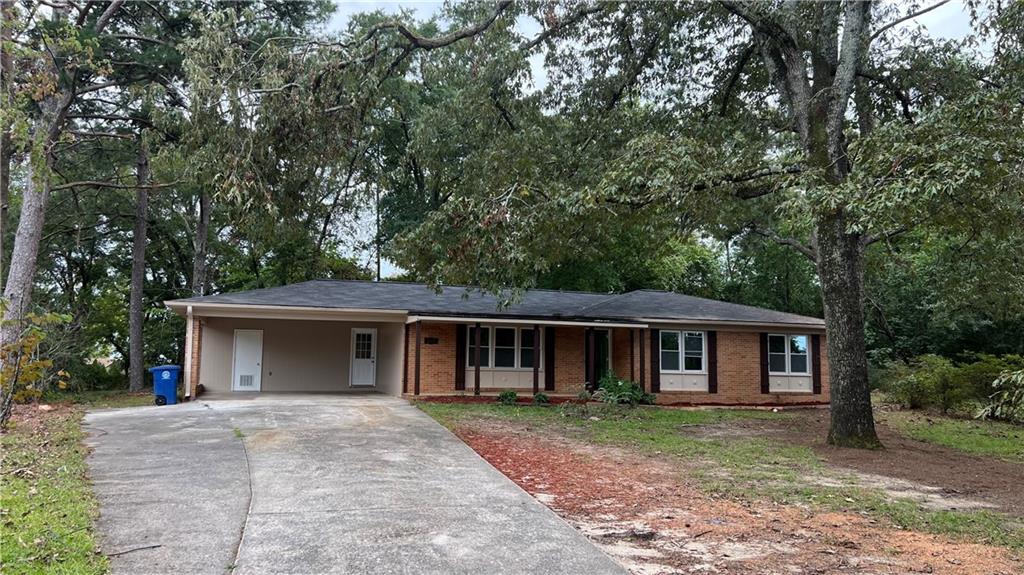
[166,279,824,327]
[579,289,825,326]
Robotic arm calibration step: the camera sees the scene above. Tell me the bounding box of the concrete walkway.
[84,394,625,575]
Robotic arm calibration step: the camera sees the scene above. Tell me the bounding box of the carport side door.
[232,329,263,392]
[350,328,377,387]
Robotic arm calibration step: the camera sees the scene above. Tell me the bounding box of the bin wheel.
[155,395,167,406]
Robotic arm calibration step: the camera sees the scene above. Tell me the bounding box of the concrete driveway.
[84,394,625,575]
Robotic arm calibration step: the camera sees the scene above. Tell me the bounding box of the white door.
[232,329,263,392]
[350,328,377,387]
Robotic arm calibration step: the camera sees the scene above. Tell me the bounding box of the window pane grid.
[769,334,811,375]
[466,326,541,370]
[661,330,704,373]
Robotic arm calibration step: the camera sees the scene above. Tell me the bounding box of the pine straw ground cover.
[419,402,1024,575]
[0,404,107,575]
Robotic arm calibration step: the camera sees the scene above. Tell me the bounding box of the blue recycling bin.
[149,365,181,406]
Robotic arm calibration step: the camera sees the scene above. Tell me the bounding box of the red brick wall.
[405,322,457,395]
[404,322,829,405]
[651,331,830,405]
[187,316,203,398]
[611,328,636,381]
[552,326,585,394]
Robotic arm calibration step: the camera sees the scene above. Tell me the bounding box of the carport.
[166,300,408,398]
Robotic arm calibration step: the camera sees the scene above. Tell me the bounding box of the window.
[660,331,680,371]
[683,332,705,371]
[789,335,809,374]
[768,334,811,375]
[494,327,517,368]
[519,328,536,368]
[660,330,705,373]
[467,326,491,367]
[466,326,541,369]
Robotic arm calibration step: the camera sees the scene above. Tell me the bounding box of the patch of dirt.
[3,402,79,433]
[454,424,1022,575]
[681,410,1024,517]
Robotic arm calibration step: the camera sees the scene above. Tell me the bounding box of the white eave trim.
[164,301,408,322]
[406,315,647,329]
[640,318,826,331]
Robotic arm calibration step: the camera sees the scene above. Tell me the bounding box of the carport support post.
[532,324,540,395]
[639,328,646,391]
[630,328,635,382]
[183,306,193,400]
[473,322,481,396]
[414,321,422,396]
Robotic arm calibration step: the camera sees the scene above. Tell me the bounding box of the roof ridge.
[307,278,617,297]
[574,292,634,315]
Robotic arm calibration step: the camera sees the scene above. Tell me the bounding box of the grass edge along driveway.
[1,405,108,575]
[417,402,1024,550]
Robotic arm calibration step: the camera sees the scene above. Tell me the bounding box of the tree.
[390,1,1023,447]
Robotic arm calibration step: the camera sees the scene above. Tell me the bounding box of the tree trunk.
[1,0,16,289]
[1,167,47,343]
[128,137,150,392]
[816,212,880,448]
[191,190,210,296]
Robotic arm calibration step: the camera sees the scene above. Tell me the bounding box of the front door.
[350,328,377,387]
[232,329,263,392]
[595,329,611,381]
[585,328,613,390]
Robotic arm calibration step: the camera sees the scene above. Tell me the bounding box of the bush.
[880,354,1024,414]
[66,360,126,392]
[956,354,1024,400]
[594,375,655,406]
[532,392,550,405]
[977,369,1024,424]
[496,390,518,406]
[882,355,969,412]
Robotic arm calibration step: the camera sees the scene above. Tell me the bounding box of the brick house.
[165,280,828,406]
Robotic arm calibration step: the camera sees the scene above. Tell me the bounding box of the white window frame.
[768,333,812,376]
[467,326,492,368]
[466,326,542,371]
[658,330,706,374]
[518,327,540,369]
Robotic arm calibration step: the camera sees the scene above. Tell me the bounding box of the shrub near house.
[879,354,1024,418]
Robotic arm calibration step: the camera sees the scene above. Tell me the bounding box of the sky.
[325,0,977,279]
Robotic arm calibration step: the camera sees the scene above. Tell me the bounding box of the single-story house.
[165,280,829,406]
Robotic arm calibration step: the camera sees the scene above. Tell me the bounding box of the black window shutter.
[759,332,770,394]
[544,326,556,391]
[812,334,822,394]
[455,324,467,391]
[650,329,661,393]
[707,330,718,394]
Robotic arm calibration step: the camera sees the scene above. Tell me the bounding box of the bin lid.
[148,364,182,372]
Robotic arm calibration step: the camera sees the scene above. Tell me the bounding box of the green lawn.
[42,390,155,410]
[879,410,1024,462]
[418,402,1024,549]
[0,408,108,575]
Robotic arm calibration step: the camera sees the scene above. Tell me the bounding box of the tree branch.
[719,42,755,117]
[112,33,170,46]
[826,0,871,179]
[861,226,908,248]
[521,4,607,51]
[93,0,124,34]
[857,70,913,122]
[69,130,133,139]
[871,0,951,41]
[747,223,818,262]
[51,179,179,191]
